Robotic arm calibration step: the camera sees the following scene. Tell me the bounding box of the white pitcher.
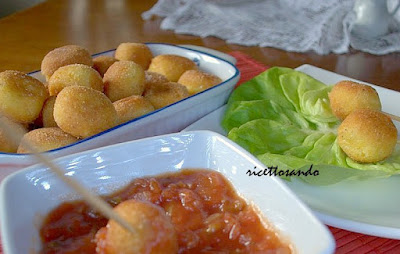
[352,0,400,38]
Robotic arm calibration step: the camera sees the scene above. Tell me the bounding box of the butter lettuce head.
[222,67,400,185]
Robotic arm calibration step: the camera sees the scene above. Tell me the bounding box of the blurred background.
[0,0,45,17]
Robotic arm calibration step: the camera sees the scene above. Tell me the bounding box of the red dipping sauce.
[40,169,292,253]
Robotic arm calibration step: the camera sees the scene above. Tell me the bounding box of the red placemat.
[229,51,400,254]
[229,51,269,86]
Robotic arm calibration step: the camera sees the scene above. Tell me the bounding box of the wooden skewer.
[383,112,400,123]
[0,118,136,235]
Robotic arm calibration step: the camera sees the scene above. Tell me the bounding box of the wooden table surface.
[0,0,399,92]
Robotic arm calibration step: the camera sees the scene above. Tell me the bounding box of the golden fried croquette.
[48,64,104,96]
[103,60,145,102]
[338,109,397,163]
[113,95,155,125]
[148,54,197,82]
[53,86,117,138]
[0,116,27,153]
[37,96,57,128]
[178,69,222,95]
[0,70,48,123]
[144,82,189,109]
[95,200,178,254]
[41,45,93,81]
[144,71,169,91]
[17,127,78,153]
[114,42,153,70]
[329,80,381,120]
[93,55,118,77]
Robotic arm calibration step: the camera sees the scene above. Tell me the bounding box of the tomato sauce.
[40,169,292,253]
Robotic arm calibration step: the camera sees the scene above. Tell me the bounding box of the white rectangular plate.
[183,64,400,239]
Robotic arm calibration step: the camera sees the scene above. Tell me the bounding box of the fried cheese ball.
[115,42,153,70]
[93,55,118,77]
[17,127,78,153]
[0,116,27,153]
[148,54,197,82]
[103,61,145,102]
[338,109,397,163]
[178,69,222,95]
[54,86,117,138]
[113,95,155,125]
[95,200,178,254]
[41,45,93,81]
[37,96,57,128]
[144,82,189,109]
[48,64,104,96]
[0,70,48,123]
[144,71,168,91]
[329,80,382,120]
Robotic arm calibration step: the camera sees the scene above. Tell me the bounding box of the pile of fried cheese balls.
[329,80,398,163]
[0,43,222,153]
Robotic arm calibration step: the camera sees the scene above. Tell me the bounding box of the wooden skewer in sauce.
[0,117,136,235]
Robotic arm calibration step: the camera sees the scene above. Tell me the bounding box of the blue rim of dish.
[1,43,240,156]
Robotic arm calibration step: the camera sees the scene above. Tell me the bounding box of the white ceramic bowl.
[0,131,335,254]
[0,43,240,180]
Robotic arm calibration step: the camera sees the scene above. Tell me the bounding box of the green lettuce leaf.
[228,119,311,155]
[225,67,296,111]
[221,99,313,132]
[346,146,400,173]
[284,132,325,158]
[279,71,337,125]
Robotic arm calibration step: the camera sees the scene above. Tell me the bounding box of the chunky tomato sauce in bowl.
[41,169,291,253]
[0,131,335,254]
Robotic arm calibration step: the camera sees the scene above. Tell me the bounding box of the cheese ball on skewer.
[115,42,153,70]
[93,55,118,77]
[144,82,189,109]
[113,95,155,125]
[54,86,117,138]
[0,70,48,123]
[17,127,78,153]
[148,54,197,82]
[338,109,397,163]
[95,200,178,254]
[48,64,104,96]
[41,45,93,81]
[103,61,145,102]
[0,116,27,153]
[178,69,222,95]
[329,80,381,120]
